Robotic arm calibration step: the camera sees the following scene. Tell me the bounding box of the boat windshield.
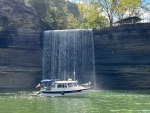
[73,83,78,86]
[40,81,52,89]
[68,83,78,87]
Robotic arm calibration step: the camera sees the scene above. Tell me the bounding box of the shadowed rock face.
[94,23,150,89]
[0,0,46,88]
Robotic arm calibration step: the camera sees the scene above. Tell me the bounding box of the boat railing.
[81,82,91,88]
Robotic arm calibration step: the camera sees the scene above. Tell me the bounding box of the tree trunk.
[109,18,113,27]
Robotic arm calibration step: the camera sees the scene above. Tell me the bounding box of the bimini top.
[40,79,51,82]
[40,79,60,83]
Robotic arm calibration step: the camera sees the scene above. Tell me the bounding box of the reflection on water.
[0,90,150,113]
[38,97,91,113]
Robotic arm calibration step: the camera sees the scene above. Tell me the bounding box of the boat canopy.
[40,79,60,83]
[40,79,52,83]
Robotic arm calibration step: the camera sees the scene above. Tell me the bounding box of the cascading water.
[43,29,95,86]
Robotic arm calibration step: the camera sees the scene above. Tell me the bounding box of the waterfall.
[43,29,95,85]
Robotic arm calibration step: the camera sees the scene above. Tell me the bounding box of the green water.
[0,90,150,113]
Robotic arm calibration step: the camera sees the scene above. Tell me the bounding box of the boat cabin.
[52,81,78,88]
[40,79,79,91]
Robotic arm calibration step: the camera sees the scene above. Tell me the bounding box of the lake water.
[0,90,150,113]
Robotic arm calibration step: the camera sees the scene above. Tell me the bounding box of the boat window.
[57,84,66,88]
[73,83,77,86]
[68,83,73,87]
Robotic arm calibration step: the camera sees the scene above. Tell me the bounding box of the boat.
[38,78,92,97]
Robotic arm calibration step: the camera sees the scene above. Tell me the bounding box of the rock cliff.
[94,23,150,89]
[0,0,46,88]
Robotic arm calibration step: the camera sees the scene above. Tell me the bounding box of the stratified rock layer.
[94,23,150,89]
[0,0,45,88]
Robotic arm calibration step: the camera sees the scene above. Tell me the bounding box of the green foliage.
[47,0,68,29]
[77,0,108,29]
[27,0,47,17]
[79,0,146,26]
[116,0,145,20]
[67,14,79,29]
[25,0,148,29]
[66,1,81,29]
[26,0,80,29]
[66,1,80,18]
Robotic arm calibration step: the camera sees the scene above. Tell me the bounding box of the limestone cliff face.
[0,0,46,88]
[94,23,150,89]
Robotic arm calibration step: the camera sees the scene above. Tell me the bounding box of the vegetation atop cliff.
[26,0,149,29]
[0,0,149,30]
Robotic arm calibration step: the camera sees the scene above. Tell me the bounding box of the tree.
[116,0,147,20]
[77,0,108,29]
[66,1,80,18]
[89,0,119,27]
[27,0,48,18]
[66,1,80,29]
[47,0,68,29]
[88,0,144,26]
[131,0,150,21]
[67,14,79,29]
[26,0,68,29]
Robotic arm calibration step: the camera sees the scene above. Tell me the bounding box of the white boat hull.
[40,89,90,97]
